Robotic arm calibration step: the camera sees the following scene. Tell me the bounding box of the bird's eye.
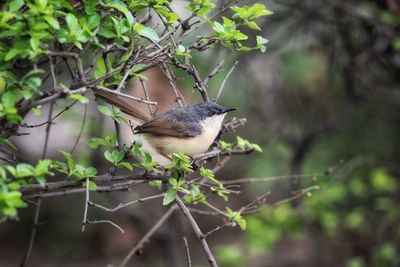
[210,110,216,115]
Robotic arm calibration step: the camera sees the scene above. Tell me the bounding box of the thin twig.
[215,60,238,101]
[183,237,192,267]
[222,172,325,185]
[176,197,218,267]
[81,178,90,232]
[88,193,164,212]
[118,205,177,267]
[160,63,185,106]
[70,104,87,154]
[203,222,232,239]
[139,78,157,117]
[86,219,125,234]
[20,198,42,267]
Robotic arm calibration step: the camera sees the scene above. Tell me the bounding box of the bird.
[93,89,237,157]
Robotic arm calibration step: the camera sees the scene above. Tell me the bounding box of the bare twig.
[86,219,125,234]
[222,172,325,185]
[20,198,42,267]
[216,60,239,101]
[81,178,90,232]
[70,104,87,154]
[139,78,156,117]
[88,193,164,212]
[176,197,218,267]
[160,63,185,106]
[118,205,177,267]
[183,237,192,267]
[203,222,232,239]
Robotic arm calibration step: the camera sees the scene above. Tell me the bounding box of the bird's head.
[194,101,237,121]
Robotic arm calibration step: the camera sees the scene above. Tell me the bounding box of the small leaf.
[163,189,177,205]
[103,0,134,26]
[117,161,133,171]
[97,104,113,116]
[32,106,42,116]
[134,23,160,41]
[44,16,60,30]
[59,150,75,173]
[69,94,89,104]
[83,180,97,191]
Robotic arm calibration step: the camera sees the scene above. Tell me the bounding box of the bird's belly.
[143,126,219,156]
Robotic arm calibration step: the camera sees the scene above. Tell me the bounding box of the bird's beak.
[222,107,237,113]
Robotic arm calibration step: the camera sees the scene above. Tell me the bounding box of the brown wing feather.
[93,89,151,122]
[135,114,201,138]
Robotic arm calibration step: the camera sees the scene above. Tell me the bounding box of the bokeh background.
[1,0,400,266]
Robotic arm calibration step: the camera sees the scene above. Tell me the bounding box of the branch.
[88,193,164,212]
[183,237,192,267]
[118,205,177,267]
[215,60,239,101]
[175,197,218,267]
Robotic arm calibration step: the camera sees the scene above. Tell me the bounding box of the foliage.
[0,0,270,220]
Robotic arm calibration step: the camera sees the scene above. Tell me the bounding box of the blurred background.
[1,0,400,266]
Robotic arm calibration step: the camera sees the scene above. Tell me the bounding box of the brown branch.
[215,60,239,101]
[222,173,326,185]
[176,197,218,267]
[88,193,164,212]
[183,237,192,267]
[20,198,42,267]
[118,205,177,267]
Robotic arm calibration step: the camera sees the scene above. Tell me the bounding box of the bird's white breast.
[144,114,226,156]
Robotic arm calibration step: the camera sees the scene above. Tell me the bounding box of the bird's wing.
[135,111,202,138]
[93,88,151,122]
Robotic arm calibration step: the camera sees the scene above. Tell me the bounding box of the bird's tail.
[92,88,151,122]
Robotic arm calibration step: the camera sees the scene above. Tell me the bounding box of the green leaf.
[163,189,177,205]
[84,167,97,178]
[0,138,17,150]
[36,0,48,9]
[134,24,160,42]
[371,168,396,192]
[117,161,133,171]
[88,138,106,148]
[9,0,24,12]
[16,164,35,178]
[103,0,134,26]
[85,180,97,191]
[168,178,178,187]
[69,94,89,104]
[65,13,82,33]
[32,106,42,116]
[256,35,268,53]
[200,166,222,187]
[186,0,215,18]
[35,160,52,176]
[59,150,74,173]
[97,104,113,116]
[1,91,16,109]
[44,16,60,30]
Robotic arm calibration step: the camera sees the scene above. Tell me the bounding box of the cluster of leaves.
[0,160,53,217]
[0,0,269,228]
[0,70,43,123]
[211,3,272,52]
[0,0,272,128]
[219,136,263,153]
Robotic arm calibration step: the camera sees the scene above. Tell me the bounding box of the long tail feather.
[93,89,151,122]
